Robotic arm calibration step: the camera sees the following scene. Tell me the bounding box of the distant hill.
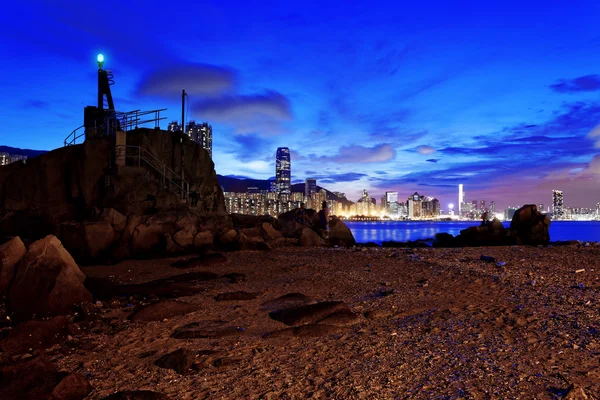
[217,175,353,207]
[0,146,48,159]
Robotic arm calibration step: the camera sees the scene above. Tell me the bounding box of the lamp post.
[97,53,104,70]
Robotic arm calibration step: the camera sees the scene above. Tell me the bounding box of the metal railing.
[64,108,167,146]
[64,125,85,146]
[116,145,189,199]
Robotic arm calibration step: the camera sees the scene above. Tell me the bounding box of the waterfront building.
[408,192,423,219]
[0,153,9,166]
[458,184,464,215]
[276,147,291,195]
[552,190,564,218]
[422,197,440,218]
[305,178,317,198]
[167,120,213,158]
[385,191,399,217]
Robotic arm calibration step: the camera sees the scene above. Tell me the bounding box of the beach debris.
[496,261,506,267]
[575,269,585,274]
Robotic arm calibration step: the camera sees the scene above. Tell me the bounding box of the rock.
[264,324,344,338]
[239,227,262,238]
[317,309,361,326]
[1,316,69,354]
[50,373,92,400]
[101,208,127,231]
[261,222,283,241]
[82,221,116,258]
[433,232,456,247]
[510,204,550,245]
[0,236,26,295]
[101,391,169,400]
[260,293,314,311]
[173,229,194,248]
[171,320,244,339]
[279,221,306,239]
[131,222,164,255]
[214,291,260,301]
[269,301,351,326]
[299,228,327,247]
[154,349,197,375]
[328,217,356,247]
[193,230,214,249]
[129,300,202,322]
[9,235,92,320]
[219,229,238,243]
[0,356,61,399]
[165,235,183,254]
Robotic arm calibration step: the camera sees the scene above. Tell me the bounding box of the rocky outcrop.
[8,235,92,320]
[300,228,327,247]
[1,316,69,354]
[0,129,226,243]
[0,236,26,295]
[328,216,356,247]
[510,204,550,245]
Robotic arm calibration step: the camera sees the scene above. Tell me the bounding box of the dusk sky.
[2,1,600,210]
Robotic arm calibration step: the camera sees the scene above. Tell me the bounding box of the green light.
[97,54,104,63]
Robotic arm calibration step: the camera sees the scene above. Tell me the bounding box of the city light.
[97,53,104,63]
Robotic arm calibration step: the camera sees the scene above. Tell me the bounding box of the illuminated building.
[0,153,9,166]
[552,190,564,218]
[408,192,423,219]
[168,120,213,158]
[458,184,464,215]
[305,178,317,198]
[386,191,399,216]
[276,147,291,195]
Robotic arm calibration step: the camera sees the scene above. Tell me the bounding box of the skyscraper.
[552,190,564,218]
[167,120,213,158]
[386,191,399,216]
[458,184,464,215]
[186,121,213,158]
[276,147,291,195]
[305,178,317,198]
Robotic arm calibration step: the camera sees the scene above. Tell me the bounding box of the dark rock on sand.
[269,301,352,326]
[300,228,327,247]
[9,235,92,320]
[328,216,356,247]
[0,236,26,295]
[170,252,228,269]
[154,349,197,375]
[510,204,550,245]
[260,293,314,311]
[222,272,247,283]
[264,324,344,338]
[86,271,220,299]
[171,320,244,339]
[1,316,69,354]
[101,390,169,400]
[317,309,361,326]
[50,373,92,400]
[129,300,202,322]
[214,291,260,301]
[0,356,61,399]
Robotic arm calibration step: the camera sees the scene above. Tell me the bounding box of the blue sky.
[2,1,600,209]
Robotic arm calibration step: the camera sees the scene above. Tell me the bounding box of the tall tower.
[458,184,464,215]
[552,190,564,218]
[305,178,317,198]
[276,147,291,195]
[186,121,213,158]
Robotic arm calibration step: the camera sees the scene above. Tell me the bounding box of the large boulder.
[101,208,127,231]
[260,222,283,241]
[300,228,327,247]
[0,236,26,295]
[0,356,61,399]
[328,217,356,247]
[60,221,116,263]
[8,235,92,320]
[193,230,214,249]
[131,221,165,255]
[510,204,550,245]
[1,316,69,354]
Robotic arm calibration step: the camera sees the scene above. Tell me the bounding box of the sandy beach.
[39,244,600,399]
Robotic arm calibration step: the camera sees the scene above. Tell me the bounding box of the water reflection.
[346,221,600,244]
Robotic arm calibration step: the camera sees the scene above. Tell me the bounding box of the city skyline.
[3,1,600,209]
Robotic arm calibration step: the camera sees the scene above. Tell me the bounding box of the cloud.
[588,124,600,148]
[417,145,436,155]
[22,100,49,109]
[307,172,368,183]
[192,91,292,135]
[290,149,306,162]
[226,134,274,162]
[549,75,600,93]
[426,159,439,163]
[137,63,236,98]
[311,144,395,164]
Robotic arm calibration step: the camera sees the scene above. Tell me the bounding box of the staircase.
[116,145,189,200]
